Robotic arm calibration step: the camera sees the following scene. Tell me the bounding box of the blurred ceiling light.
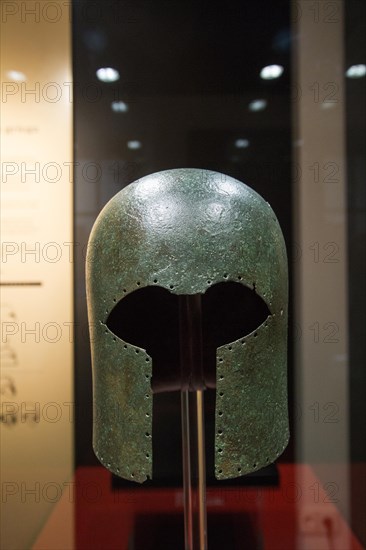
[111,101,128,112]
[96,67,120,82]
[235,139,250,149]
[248,99,267,112]
[127,140,142,150]
[346,64,366,79]
[260,64,284,80]
[6,70,26,82]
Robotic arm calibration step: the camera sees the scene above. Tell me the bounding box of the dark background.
[72,0,293,472]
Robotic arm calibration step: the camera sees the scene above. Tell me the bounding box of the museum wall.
[0,1,74,549]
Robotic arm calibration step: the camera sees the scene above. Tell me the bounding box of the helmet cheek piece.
[87,169,289,483]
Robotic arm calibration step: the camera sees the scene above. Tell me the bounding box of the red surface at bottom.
[75,464,364,550]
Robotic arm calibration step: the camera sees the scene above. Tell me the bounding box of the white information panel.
[0,2,74,548]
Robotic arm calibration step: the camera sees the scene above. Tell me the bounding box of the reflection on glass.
[127,140,142,150]
[346,64,366,79]
[235,139,250,149]
[96,67,120,82]
[111,101,128,112]
[260,64,284,80]
[6,70,26,81]
[248,99,267,111]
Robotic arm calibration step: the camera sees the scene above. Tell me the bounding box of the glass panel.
[71,0,366,548]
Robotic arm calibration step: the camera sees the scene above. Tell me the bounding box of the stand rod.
[179,295,207,550]
[181,390,207,550]
[196,390,207,550]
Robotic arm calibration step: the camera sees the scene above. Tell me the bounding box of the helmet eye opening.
[106,282,270,392]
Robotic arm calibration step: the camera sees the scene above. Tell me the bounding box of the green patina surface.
[86,168,289,483]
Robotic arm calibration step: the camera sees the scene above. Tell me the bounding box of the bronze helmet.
[86,169,289,483]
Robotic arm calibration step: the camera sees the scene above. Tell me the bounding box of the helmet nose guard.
[86,168,289,482]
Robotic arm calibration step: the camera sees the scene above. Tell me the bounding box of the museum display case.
[0,0,365,548]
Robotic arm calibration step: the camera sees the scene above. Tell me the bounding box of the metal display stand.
[179,296,208,550]
[181,390,207,550]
